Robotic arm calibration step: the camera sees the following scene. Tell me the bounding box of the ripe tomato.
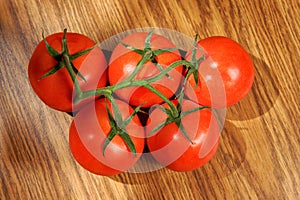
[146,99,220,172]
[28,31,107,112]
[108,32,183,108]
[69,98,145,176]
[185,36,255,107]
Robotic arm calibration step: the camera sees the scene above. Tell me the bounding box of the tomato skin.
[166,138,219,172]
[185,36,255,107]
[69,122,121,176]
[108,32,183,108]
[146,99,220,172]
[69,98,145,176]
[28,32,107,112]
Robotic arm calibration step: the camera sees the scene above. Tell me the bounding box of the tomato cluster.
[28,29,254,176]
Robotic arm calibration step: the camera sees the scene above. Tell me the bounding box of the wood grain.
[0,0,299,199]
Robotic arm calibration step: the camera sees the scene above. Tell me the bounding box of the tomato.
[69,98,145,176]
[146,99,220,172]
[185,36,255,107]
[108,32,183,108]
[28,31,107,112]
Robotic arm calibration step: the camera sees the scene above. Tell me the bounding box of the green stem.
[75,59,195,119]
[124,50,152,81]
[145,60,191,83]
[74,51,153,103]
[62,53,83,99]
[143,84,179,117]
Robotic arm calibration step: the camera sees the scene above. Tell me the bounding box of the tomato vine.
[40,28,210,156]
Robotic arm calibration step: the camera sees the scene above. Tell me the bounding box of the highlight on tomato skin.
[184,36,255,108]
[146,99,221,172]
[69,98,145,176]
[28,31,108,113]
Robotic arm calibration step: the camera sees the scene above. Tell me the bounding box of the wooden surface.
[0,0,299,199]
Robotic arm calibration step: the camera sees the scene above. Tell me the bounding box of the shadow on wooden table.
[109,122,246,185]
[226,55,280,121]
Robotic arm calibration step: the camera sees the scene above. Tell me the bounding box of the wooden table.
[0,0,299,199]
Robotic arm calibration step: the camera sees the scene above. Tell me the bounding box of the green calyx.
[184,34,207,88]
[102,97,143,157]
[120,30,176,79]
[39,29,99,103]
[148,100,210,144]
[39,29,96,81]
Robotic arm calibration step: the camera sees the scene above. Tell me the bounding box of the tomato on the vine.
[108,32,184,108]
[27,29,252,175]
[185,36,255,107]
[146,99,220,172]
[28,31,107,112]
[69,98,145,176]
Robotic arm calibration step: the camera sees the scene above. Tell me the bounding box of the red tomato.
[69,98,145,176]
[108,32,183,108]
[146,99,220,172]
[28,31,107,112]
[185,36,255,107]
